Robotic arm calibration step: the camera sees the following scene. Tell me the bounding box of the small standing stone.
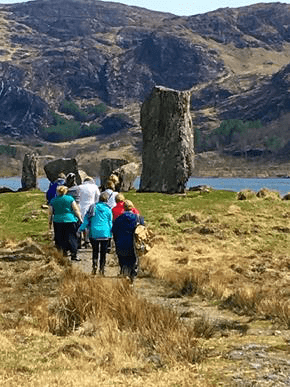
[21,153,38,190]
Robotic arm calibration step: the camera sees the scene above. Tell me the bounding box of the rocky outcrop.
[140,86,194,193]
[0,75,49,138]
[1,0,290,168]
[44,158,81,184]
[112,162,139,192]
[21,153,38,190]
[185,3,290,49]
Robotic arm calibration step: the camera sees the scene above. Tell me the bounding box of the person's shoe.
[71,256,81,261]
[91,267,96,275]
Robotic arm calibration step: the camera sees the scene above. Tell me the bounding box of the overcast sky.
[0,0,286,16]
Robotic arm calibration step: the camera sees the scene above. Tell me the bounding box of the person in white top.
[78,176,100,247]
[104,180,118,209]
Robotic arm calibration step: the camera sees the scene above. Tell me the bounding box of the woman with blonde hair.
[104,180,118,209]
[112,193,139,220]
[49,185,83,261]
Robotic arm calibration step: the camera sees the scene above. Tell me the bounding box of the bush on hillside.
[60,100,107,122]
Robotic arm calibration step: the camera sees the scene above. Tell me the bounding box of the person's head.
[84,176,94,184]
[108,174,119,185]
[115,193,125,203]
[57,185,68,196]
[124,199,134,211]
[106,180,115,191]
[65,172,76,187]
[57,172,66,181]
[99,191,109,202]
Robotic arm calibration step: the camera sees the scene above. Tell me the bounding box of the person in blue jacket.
[79,191,112,275]
[112,200,144,283]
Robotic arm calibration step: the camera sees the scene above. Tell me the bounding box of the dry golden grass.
[0,239,206,386]
[1,188,290,385]
[47,268,202,365]
[138,191,290,328]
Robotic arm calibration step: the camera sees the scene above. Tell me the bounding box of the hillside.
[1,0,290,176]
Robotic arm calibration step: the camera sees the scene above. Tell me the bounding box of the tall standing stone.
[21,153,38,190]
[139,86,194,193]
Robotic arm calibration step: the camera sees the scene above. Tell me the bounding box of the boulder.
[139,86,194,193]
[44,158,82,184]
[100,158,128,190]
[21,153,38,190]
[112,162,139,191]
[0,186,14,194]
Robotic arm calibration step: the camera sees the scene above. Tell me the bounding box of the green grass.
[1,188,289,251]
[0,190,49,241]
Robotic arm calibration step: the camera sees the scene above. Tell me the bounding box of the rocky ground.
[74,245,290,386]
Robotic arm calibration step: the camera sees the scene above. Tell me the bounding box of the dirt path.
[75,246,290,386]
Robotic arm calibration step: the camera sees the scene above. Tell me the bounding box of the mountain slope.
[1,0,290,175]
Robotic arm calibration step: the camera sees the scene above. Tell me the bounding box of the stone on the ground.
[139,86,194,193]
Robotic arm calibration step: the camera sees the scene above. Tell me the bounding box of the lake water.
[1,176,290,196]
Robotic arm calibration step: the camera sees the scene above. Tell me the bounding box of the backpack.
[134,220,154,257]
[46,178,65,203]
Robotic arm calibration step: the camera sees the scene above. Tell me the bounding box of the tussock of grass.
[256,188,281,200]
[259,299,290,328]
[237,189,257,200]
[47,269,203,365]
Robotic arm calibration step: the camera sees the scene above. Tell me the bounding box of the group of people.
[47,172,143,282]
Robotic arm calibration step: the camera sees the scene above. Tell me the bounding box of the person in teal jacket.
[79,191,112,275]
[49,185,83,261]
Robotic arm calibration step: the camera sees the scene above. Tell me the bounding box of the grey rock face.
[21,153,38,190]
[44,158,81,184]
[0,76,49,137]
[112,162,139,192]
[140,86,194,193]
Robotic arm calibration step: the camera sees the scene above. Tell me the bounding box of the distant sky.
[0,0,287,16]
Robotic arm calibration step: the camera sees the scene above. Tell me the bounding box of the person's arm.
[108,209,113,237]
[72,201,83,223]
[95,187,100,203]
[48,205,54,229]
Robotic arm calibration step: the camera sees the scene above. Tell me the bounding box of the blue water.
[1,176,290,196]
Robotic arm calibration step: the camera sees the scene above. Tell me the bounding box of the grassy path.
[75,245,290,386]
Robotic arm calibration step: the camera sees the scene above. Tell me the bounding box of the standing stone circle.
[139,86,194,193]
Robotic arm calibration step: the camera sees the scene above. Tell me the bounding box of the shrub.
[0,145,17,157]
[60,100,89,122]
[86,103,107,117]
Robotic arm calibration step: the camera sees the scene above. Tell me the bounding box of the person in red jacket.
[112,193,139,220]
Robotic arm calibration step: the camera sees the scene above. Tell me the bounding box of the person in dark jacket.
[49,185,83,261]
[46,172,66,204]
[112,199,144,283]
